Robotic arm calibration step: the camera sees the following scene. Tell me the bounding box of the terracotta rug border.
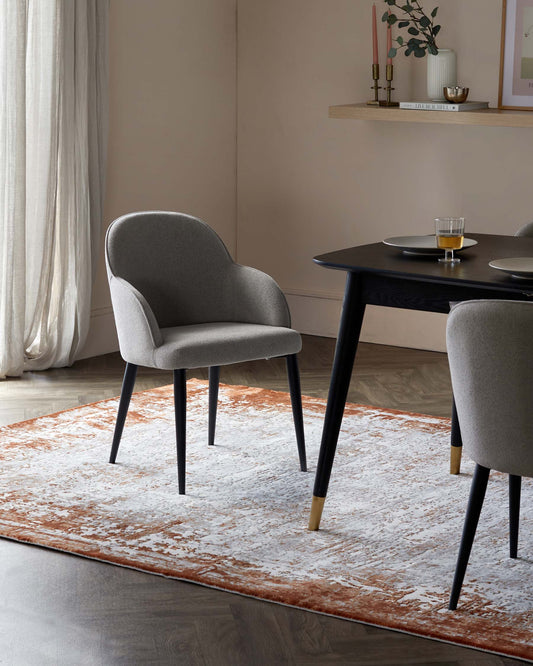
[2,531,530,663]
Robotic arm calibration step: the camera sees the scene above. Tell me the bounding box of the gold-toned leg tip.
[450,445,462,475]
[308,495,326,531]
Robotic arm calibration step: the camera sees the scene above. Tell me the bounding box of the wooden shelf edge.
[329,103,533,128]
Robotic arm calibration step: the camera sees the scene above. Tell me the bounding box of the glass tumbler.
[435,217,465,263]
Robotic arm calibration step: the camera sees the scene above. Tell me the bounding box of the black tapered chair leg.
[208,366,220,446]
[509,474,521,559]
[109,363,138,464]
[174,369,187,494]
[449,464,490,610]
[286,354,307,472]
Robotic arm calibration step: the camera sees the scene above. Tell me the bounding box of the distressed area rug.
[0,381,531,661]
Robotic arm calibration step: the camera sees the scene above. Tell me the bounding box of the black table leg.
[308,272,366,530]
[450,396,463,475]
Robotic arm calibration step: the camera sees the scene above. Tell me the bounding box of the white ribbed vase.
[427,49,457,101]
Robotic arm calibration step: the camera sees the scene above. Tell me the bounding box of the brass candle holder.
[366,64,381,106]
[379,64,399,107]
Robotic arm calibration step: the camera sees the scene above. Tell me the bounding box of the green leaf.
[388,47,398,58]
[408,26,419,35]
[407,37,421,46]
[387,13,398,24]
[414,47,426,57]
[401,4,412,10]
[432,24,441,36]
[385,0,395,5]
[398,21,410,27]
[405,47,413,56]
[381,11,389,22]
[427,44,438,55]
[431,7,439,17]
[396,35,404,45]
[420,15,431,28]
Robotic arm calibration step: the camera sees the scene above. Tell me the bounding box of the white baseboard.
[78,306,119,360]
[284,288,343,338]
[284,288,447,353]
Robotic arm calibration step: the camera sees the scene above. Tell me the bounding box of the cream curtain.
[0,0,108,378]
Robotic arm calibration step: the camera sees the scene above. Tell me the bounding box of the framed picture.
[499,0,533,110]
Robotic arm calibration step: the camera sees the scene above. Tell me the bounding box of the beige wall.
[80,0,237,358]
[237,0,533,351]
[83,0,533,359]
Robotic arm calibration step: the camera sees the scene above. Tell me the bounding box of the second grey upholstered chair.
[446,300,533,610]
[106,211,306,494]
[515,221,533,237]
[450,221,533,476]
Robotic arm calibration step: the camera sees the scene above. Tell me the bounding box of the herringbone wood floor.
[0,336,527,665]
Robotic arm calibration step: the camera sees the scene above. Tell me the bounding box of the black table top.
[314,233,533,293]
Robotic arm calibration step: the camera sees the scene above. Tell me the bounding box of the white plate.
[489,257,533,279]
[383,235,478,256]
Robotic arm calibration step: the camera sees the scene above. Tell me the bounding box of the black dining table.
[308,232,533,530]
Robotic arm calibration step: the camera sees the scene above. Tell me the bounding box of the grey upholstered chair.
[446,300,533,610]
[106,211,306,494]
[450,220,533,476]
[515,221,533,237]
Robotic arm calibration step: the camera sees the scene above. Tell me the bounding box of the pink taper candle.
[372,4,379,65]
[386,10,392,65]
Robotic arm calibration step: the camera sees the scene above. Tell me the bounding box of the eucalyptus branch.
[382,0,440,59]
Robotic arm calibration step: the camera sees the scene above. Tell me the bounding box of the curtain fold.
[0,0,108,378]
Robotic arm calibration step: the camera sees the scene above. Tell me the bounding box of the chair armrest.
[230,265,292,327]
[109,276,163,363]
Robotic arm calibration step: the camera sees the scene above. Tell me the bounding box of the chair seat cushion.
[151,322,302,369]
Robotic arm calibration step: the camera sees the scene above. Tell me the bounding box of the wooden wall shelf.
[329,103,533,128]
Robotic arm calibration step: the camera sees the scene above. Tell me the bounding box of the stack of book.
[399,100,490,112]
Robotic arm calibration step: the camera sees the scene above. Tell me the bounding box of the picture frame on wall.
[499,0,533,110]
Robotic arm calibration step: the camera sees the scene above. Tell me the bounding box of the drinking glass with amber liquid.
[435,217,465,264]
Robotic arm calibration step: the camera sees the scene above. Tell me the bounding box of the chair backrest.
[106,211,237,328]
[446,300,533,477]
[515,221,533,237]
